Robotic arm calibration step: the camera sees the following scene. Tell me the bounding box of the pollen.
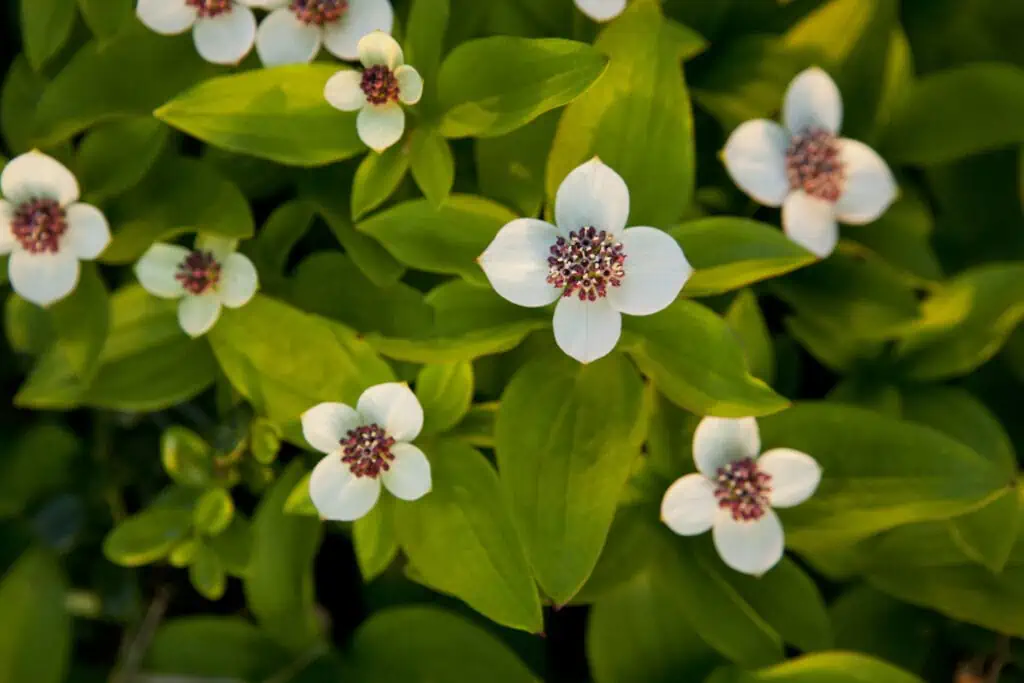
[341,424,395,478]
[175,250,222,295]
[11,198,68,254]
[185,0,234,18]
[546,226,627,302]
[785,127,845,202]
[360,65,401,106]
[289,0,348,25]
[714,458,772,522]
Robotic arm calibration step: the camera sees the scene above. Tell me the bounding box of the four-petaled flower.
[0,151,111,307]
[135,235,259,338]
[661,416,822,576]
[478,158,692,364]
[254,0,393,66]
[136,0,261,65]
[575,0,626,22]
[723,67,898,258]
[302,383,432,521]
[324,32,423,152]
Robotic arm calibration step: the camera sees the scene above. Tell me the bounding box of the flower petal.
[478,218,561,308]
[323,0,395,62]
[0,200,15,255]
[783,67,842,135]
[219,253,258,308]
[357,103,405,152]
[554,158,630,236]
[395,65,423,105]
[712,508,785,576]
[661,473,717,536]
[357,382,424,442]
[607,226,691,316]
[324,69,366,111]
[834,139,897,225]
[255,7,322,66]
[135,244,189,299]
[552,296,621,364]
[1,151,79,206]
[722,119,790,207]
[759,448,822,509]
[782,190,838,258]
[381,442,432,501]
[692,416,760,477]
[64,203,110,260]
[136,0,197,34]
[575,0,626,22]
[8,250,79,307]
[177,295,222,338]
[357,29,402,68]
[309,454,381,522]
[301,402,362,454]
[192,4,257,65]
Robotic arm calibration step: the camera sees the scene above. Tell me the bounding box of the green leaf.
[20,0,77,71]
[727,652,926,683]
[438,36,608,138]
[208,516,252,577]
[848,187,942,283]
[2,56,48,154]
[351,145,411,221]
[76,0,133,39]
[415,361,474,435]
[76,117,168,203]
[0,548,71,683]
[161,426,214,489]
[475,109,559,216]
[249,418,282,466]
[282,473,317,516]
[194,489,235,536]
[447,401,498,448]
[725,290,776,385]
[189,543,227,600]
[404,0,450,114]
[409,127,455,206]
[352,499,399,582]
[103,500,196,567]
[830,585,936,674]
[145,617,290,680]
[0,424,79,517]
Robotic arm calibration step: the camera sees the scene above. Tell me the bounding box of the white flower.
[478,158,692,364]
[660,416,822,576]
[0,151,111,307]
[301,383,431,521]
[575,0,626,22]
[254,0,394,66]
[134,234,259,338]
[323,31,423,152]
[136,0,259,65]
[722,67,897,259]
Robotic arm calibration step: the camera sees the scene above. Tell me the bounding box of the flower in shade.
[0,151,111,307]
[575,0,626,21]
[722,67,897,258]
[136,0,259,65]
[324,31,422,152]
[134,234,259,338]
[660,416,822,576]
[301,383,431,521]
[478,158,692,364]
[254,0,393,66]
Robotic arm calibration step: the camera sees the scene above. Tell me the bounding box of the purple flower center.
[546,226,627,302]
[289,0,348,25]
[185,0,233,17]
[361,65,401,106]
[11,198,68,254]
[714,458,772,522]
[341,424,395,478]
[176,250,222,295]
[785,127,845,202]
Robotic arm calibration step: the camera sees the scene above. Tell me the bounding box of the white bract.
[324,32,423,152]
[136,0,259,65]
[722,67,897,258]
[478,159,692,364]
[660,416,822,576]
[575,0,626,22]
[254,0,393,66]
[134,235,259,338]
[0,151,111,307]
[302,383,431,522]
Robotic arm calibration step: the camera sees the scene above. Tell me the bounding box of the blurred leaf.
[146,617,290,680]
[2,56,47,153]
[194,489,235,537]
[161,426,214,489]
[250,418,282,466]
[76,117,168,203]
[404,0,450,115]
[75,0,132,39]
[416,361,474,435]
[0,424,79,517]
[830,585,936,674]
[103,497,195,567]
[4,292,52,355]
[725,290,776,385]
[189,543,226,600]
[0,548,70,683]
[282,472,317,516]
[20,0,77,71]
[849,187,942,282]
[351,146,411,221]
[352,499,398,582]
[712,652,926,683]
[208,516,252,577]
[475,109,559,216]
[409,127,455,206]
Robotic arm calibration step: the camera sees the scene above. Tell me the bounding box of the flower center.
[185,0,233,17]
[341,424,395,478]
[714,458,772,522]
[785,127,845,202]
[289,0,348,24]
[361,65,400,106]
[11,198,68,254]
[546,226,627,302]
[175,250,222,295]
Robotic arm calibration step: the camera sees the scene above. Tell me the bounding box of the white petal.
[357,29,402,68]
[0,201,15,255]
[324,69,366,111]
[136,0,197,35]
[255,8,322,66]
[783,67,842,135]
[357,382,424,441]
[218,253,258,308]
[607,226,691,316]
[9,250,79,307]
[395,65,423,105]
[552,296,621,364]
[834,139,897,225]
[692,417,760,477]
[177,295,222,338]
[309,454,381,522]
[64,203,110,260]
[135,244,189,299]
[554,158,630,236]
[1,151,80,206]
[782,190,838,258]
[357,104,404,152]
[712,509,785,576]
[661,474,717,536]
[192,5,257,65]
[575,0,626,21]
[759,448,822,509]
[323,0,395,62]
[381,442,432,501]
[301,402,362,454]
[478,218,561,308]
[722,119,790,207]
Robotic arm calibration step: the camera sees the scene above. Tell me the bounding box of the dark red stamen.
[11,198,68,254]
[175,250,222,295]
[785,127,845,202]
[360,65,400,106]
[289,0,348,24]
[546,226,627,302]
[185,0,233,18]
[341,424,395,478]
[714,458,772,522]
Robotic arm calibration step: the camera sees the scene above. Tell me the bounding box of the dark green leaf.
[76,117,168,203]
[351,145,411,221]
[76,0,132,39]
[0,548,71,683]
[475,109,559,216]
[0,424,79,517]
[725,290,776,385]
[20,0,77,71]
[830,585,936,674]
[145,617,290,680]
[404,0,450,114]
[189,543,227,600]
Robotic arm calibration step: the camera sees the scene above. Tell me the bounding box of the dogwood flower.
[723,67,897,258]
[661,416,822,576]
[134,235,258,338]
[478,159,691,364]
[254,0,393,66]
[302,383,431,521]
[575,0,626,21]
[0,151,111,307]
[323,32,422,152]
[136,0,259,65]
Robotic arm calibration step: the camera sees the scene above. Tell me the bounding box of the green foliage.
[0,548,71,683]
